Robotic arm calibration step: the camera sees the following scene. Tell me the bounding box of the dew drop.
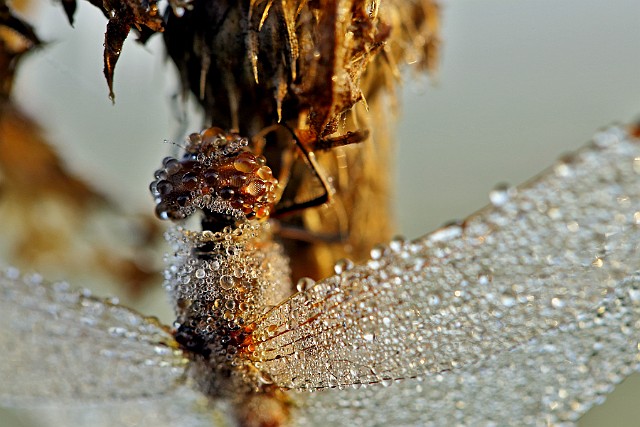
[203,169,219,185]
[628,288,640,304]
[427,294,441,306]
[164,158,182,175]
[155,204,170,220]
[367,259,381,270]
[296,277,315,292]
[566,221,580,232]
[154,169,168,180]
[257,166,273,180]
[489,183,512,207]
[257,372,274,385]
[188,132,203,145]
[156,180,173,195]
[149,181,159,196]
[52,281,70,293]
[592,128,621,147]
[477,274,491,285]
[389,236,406,252]
[201,127,221,143]
[334,258,354,274]
[500,294,516,307]
[182,172,198,186]
[220,187,235,200]
[255,205,270,219]
[370,244,387,260]
[176,195,189,207]
[229,173,248,188]
[547,207,561,220]
[554,161,572,178]
[220,275,235,290]
[195,268,206,279]
[234,156,258,173]
[105,296,119,305]
[429,224,463,242]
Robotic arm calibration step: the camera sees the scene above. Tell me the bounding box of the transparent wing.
[0,269,188,405]
[4,386,232,427]
[251,127,640,392]
[290,274,640,426]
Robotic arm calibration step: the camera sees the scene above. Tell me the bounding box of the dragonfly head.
[150,127,279,228]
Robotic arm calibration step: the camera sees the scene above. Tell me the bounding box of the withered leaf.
[0,0,41,99]
[101,0,164,100]
[63,0,165,100]
[59,0,77,26]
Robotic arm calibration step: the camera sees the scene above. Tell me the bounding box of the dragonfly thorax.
[163,221,291,396]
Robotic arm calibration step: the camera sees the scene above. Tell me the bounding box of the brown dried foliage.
[0,2,162,297]
[60,0,165,100]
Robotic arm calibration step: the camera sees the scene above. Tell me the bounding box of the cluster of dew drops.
[150,128,280,222]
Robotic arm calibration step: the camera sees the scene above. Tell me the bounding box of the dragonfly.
[1,1,640,427]
[1,125,640,427]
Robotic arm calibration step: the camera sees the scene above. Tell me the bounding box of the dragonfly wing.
[251,127,640,394]
[290,273,640,426]
[0,270,188,404]
[5,386,232,427]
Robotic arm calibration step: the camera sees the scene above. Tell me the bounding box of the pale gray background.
[1,0,639,425]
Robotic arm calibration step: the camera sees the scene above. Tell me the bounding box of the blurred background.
[1,0,639,425]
